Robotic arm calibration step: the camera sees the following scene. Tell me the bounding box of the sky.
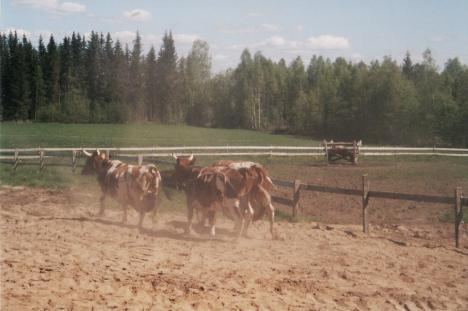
[2,0,468,72]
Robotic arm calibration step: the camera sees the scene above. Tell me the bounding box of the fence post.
[292,179,301,218]
[454,187,463,248]
[362,174,370,234]
[39,149,45,171]
[138,154,143,165]
[353,141,358,165]
[13,149,19,174]
[72,150,78,172]
[105,149,110,159]
[323,140,329,164]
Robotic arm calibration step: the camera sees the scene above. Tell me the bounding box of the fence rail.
[271,176,465,248]
[1,145,468,153]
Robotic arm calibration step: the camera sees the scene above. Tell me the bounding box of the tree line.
[1,31,468,146]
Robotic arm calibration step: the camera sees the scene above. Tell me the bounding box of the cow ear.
[99,152,106,160]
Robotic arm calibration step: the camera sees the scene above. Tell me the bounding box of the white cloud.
[214,54,229,60]
[261,23,279,32]
[110,31,200,49]
[60,2,85,13]
[112,30,138,44]
[307,35,350,49]
[350,53,363,62]
[265,35,286,47]
[430,35,448,43]
[2,27,31,37]
[123,9,151,22]
[220,23,280,34]
[247,12,263,17]
[174,33,200,45]
[1,27,58,41]
[11,0,86,14]
[231,34,350,52]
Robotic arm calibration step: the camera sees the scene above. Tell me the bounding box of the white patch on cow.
[127,165,134,174]
[155,171,161,188]
[197,167,217,178]
[106,160,122,176]
[228,162,258,170]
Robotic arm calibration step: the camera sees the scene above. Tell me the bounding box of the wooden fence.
[1,145,468,173]
[271,176,466,248]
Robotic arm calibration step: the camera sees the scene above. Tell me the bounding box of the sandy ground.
[1,186,468,310]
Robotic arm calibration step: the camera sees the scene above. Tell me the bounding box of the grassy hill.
[0,123,319,148]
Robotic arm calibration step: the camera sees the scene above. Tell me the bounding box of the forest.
[1,30,467,146]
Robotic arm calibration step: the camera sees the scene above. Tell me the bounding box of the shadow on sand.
[37,215,236,243]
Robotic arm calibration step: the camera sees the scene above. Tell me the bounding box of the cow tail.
[264,175,276,191]
[254,167,276,191]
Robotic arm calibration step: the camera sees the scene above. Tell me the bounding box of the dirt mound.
[1,187,467,310]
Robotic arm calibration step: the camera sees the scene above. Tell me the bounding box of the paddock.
[2,154,468,309]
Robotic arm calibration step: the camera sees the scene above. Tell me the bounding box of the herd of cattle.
[81,149,277,239]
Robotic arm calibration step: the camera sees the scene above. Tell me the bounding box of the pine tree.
[145,46,157,121]
[39,35,61,120]
[155,32,179,123]
[4,32,30,120]
[111,40,130,122]
[129,31,145,120]
[402,51,413,79]
[0,33,8,119]
[86,31,103,121]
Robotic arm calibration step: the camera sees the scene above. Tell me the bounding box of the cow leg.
[195,207,201,224]
[232,199,245,238]
[208,209,217,237]
[227,199,243,235]
[121,204,128,223]
[98,194,106,216]
[138,211,145,229]
[267,202,276,239]
[241,198,254,238]
[151,205,159,227]
[258,187,276,239]
[198,207,207,227]
[186,202,195,235]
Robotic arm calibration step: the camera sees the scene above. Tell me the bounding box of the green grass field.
[0,122,319,148]
[0,122,319,213]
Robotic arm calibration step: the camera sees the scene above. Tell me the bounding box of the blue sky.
[2,0,468,72]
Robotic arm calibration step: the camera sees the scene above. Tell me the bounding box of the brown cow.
[82,149,162,228]
[173,155,275,238]
[207,161,276,238]
[171,155,242,236]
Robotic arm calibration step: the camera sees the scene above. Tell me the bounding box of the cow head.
[172,154,195,189]
[137,166,161,196]
[81,149,107,175]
